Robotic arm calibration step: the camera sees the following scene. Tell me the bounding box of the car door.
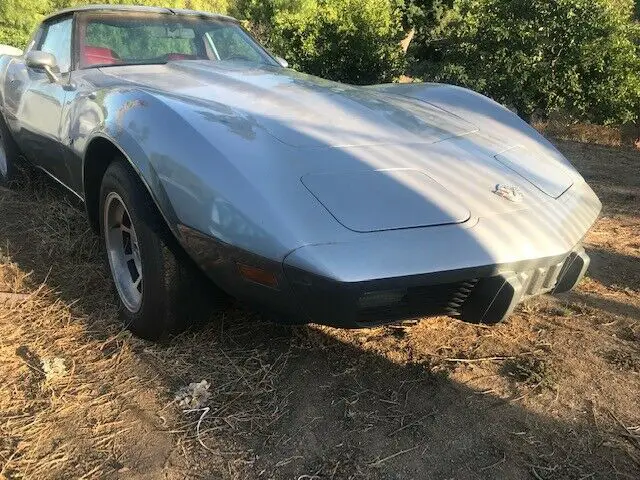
[17,15,73,180]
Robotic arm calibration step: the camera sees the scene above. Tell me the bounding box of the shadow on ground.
[1,169,638,479]
[586,247,640,293]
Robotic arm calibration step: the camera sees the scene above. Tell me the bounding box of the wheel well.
[83,137,123,233]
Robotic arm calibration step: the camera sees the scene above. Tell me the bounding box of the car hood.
[99,61,478,148]
[94,62,582,238]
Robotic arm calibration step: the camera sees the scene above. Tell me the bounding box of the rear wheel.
[0,115,29,187]
[99,159,221,340]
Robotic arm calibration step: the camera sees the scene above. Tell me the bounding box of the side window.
[207,27,262,62]
[38,17,73,73]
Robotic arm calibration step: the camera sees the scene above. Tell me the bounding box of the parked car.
[0,5,601,340]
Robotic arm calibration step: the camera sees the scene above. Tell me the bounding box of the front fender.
[81,89,186,235]
[0,56,23,128]
[371,82,523,131]
[81,87,297,262]
[84,130,179,233]
[0,55,11,111]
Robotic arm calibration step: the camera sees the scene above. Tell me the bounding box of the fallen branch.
[607,408,640,450]
[431,355,517,363]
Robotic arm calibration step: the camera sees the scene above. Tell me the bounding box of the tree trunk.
[400,28,415,54]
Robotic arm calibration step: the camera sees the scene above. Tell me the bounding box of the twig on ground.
[480,452,506,471]
[426,353,538,363]
[510,381,543,402]
[183,406,216,454]
[367,445,420,467]
[530,466,545,480]
[387,410,437,437]
[297,471,321,480]
[607,408,640,450]
[275,455,303,468]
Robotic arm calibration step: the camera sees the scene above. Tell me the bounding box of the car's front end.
[90,59,601,328]
[161,77,600,325]
[179,164,600,327]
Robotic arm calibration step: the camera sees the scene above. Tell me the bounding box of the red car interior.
[81,48,197,67]
[82,46,118,66]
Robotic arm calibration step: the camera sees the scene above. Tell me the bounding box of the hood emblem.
[494,184,524,203]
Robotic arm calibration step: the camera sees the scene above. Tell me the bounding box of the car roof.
[42,4,237,23]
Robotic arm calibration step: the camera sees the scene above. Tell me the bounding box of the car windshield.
[78,12,277,69]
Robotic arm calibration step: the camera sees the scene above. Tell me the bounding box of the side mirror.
[26,50,60,83]
[275,56,288,68]
[0,44,23,57]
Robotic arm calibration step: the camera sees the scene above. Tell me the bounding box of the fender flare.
[82,130,181,239]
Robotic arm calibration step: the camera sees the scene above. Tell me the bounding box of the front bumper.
[284,247,590,327]
[180,222,591,327]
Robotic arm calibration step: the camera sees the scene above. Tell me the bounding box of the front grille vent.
[446,279,479,316]
[357,279,479,323]
[518,261,564,298]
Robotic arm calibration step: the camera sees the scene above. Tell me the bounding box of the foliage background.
[1,0,640,124]
[405,0,640,124]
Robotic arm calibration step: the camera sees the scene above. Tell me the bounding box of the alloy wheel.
[104,192,143,312]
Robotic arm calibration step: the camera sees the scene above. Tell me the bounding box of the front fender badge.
[494,184,524,203]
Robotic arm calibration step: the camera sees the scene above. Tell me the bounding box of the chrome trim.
[35,166,84,201]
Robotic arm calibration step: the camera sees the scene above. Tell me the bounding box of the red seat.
[82,46,118,67]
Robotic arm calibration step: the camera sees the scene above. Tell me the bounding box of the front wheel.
[99,159,221,340]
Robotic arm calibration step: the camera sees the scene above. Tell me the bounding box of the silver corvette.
[0,5,601,339]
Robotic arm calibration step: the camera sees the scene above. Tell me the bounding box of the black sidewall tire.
[99,159,214,341]
[0,116,28,188]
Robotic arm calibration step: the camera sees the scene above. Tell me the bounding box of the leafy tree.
[267,0,405,84]
[0,0,230,49]
[408,0,640,124]
[0,0,49,48]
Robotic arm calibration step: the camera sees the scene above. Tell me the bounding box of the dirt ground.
[0,138,638,480]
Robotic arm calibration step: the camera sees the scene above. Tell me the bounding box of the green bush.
[0,0,49,48]
[237,0,405,84]
[4,0,640,124]
[231,0,291,42]
[408,0,640,124]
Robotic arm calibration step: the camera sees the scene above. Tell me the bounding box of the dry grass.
[0,184,294,479]
[0,137,639,479]
[534,120,628,148]
[533,112,640,149]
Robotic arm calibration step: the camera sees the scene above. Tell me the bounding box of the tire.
[99,159,221,341]
[0,115,30,188]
